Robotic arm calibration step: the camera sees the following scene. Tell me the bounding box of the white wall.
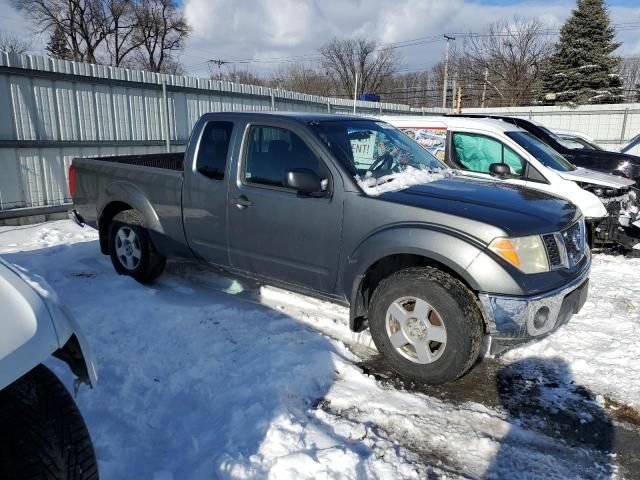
[463,104,640,149]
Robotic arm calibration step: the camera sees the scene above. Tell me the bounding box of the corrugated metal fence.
[0,51,411,214]
[3,49,640,217]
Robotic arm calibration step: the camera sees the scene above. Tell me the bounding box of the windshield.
[310,119,444,179]
[506,131,576,172]
[537,125,567,145]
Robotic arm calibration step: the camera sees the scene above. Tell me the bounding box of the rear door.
[182,119,236,266]
[227,120,344,294]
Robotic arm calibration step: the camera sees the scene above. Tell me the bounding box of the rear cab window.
[195,121,234,179]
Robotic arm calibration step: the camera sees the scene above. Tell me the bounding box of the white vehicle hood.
[556,167,634,189]
[556,180,607,219]
[0,258,97,389]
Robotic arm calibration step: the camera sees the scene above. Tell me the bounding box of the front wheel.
[368,267,484,385]
[0,365,98,480]
[108,209,166,284]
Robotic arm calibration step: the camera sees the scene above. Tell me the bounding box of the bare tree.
[270,63,333,96]
[104,0,141,66]
[320,37,400,97]
[13,0,190,71]
[213,66,266,86]
[380,71,431,108]
[619,57,640,103]
[0,31,32,54]
[454,18,553,107]
[133,0,189,73]
[12,0,112,63]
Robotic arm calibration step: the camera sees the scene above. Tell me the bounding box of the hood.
[566,148,640,164]
[378,176,579,239]
[557,167,635,189]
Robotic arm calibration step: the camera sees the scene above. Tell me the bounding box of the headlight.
[488,235,549,274]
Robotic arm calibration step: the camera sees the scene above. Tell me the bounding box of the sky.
[1,0,640,78]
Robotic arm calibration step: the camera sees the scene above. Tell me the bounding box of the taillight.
[69,164,76,197]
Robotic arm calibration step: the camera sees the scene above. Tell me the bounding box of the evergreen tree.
[540,0,623,104]
[45,26,72,60]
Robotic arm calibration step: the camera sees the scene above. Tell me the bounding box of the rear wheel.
[369,267,484,385]
[108,209,165,284]
[0,365,98,480]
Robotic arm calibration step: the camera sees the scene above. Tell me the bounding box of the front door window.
[451,132,525,176]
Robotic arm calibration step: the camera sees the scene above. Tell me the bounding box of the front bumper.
[479,261,590,355]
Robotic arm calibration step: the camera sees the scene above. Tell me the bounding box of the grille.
[543,234,562,268]
[543,220,585,270]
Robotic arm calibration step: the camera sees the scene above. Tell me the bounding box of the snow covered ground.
[1,220,639,479]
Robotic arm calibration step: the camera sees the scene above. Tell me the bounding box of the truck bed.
[72,152,189,257]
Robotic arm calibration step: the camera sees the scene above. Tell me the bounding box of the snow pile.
[356,166,451,196]
[1,220,637,478]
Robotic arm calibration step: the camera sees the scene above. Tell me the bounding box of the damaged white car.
[383,115,640,251]
[0,258,98,480]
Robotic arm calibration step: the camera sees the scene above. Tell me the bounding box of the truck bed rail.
[84,153,184,171]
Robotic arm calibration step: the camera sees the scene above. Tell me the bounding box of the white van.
[381,116,636,221]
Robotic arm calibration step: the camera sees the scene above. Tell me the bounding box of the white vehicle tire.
[0,365,98,480]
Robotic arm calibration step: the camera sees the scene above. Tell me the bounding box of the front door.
[227,122,344,294]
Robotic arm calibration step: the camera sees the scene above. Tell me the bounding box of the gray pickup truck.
[70,112,590,384]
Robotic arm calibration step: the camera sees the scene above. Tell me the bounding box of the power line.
[208,59,232,80]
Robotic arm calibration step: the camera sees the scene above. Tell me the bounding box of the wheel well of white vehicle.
[99,201,134,254]
[352,254,487,333]
[53,335,90,386]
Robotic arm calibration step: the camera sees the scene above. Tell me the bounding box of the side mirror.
[285,169,325,196]
[489,163,511,177]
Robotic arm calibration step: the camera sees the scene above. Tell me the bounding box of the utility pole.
[456,85,463,113]
[481,67,488,108]
[451,73,457,110]
[442,34,455,109]
[208,59,230,80]
[353,72,358,114]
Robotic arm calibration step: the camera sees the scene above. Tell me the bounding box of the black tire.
[0,365,98,480]
[108,209,166,284]
[369,266,484,385]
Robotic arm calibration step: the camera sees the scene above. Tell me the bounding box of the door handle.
[233,195,253,209]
